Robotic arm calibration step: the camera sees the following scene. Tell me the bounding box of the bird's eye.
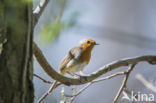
[87,41,91,44]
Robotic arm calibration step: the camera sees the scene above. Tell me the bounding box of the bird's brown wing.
[58,46,82,74]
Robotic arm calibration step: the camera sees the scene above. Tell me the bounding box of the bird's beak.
[94,43,99,45]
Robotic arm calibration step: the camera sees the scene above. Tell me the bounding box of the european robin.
[58,38,99,75]
[47,38,98,94]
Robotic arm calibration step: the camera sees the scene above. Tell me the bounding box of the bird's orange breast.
[80,44,94,64]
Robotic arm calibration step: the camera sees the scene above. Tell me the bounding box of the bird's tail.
[48,80,58,93]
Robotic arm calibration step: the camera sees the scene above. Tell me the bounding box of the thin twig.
[113,64,136,103]
[37,82,62,103]
[33,73,52,84]
[33,74,62,103]
[64,71,126,103]
[33,0,50,27]
[136,74,156,93]
[38,91,50,103]
[33,73,62,103]
[93,71,126,82]
[68,86,77,103]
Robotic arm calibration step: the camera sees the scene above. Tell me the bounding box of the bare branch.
[93,71,125,82]
[33,42,156,86]
[37,81,61,103]
[113,64,136,103]
[33,0,50,27]
[33,0,66,28]
[33,73,52,84]
[64,71,126,102]
[33,74,62,103]
[136,74,156,93]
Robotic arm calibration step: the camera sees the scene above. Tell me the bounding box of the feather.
[58,46,82,74]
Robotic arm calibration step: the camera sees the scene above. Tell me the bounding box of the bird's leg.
[73,71,88,81]
[73,73,81,77]
[67,72,75,77]
[67,72,81,79]
[66,71,81,77]
[69,73,84,81]
[72,71,86,77]
[67,72,88,81]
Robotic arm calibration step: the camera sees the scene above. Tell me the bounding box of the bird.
[40,38,99,101]
[58,38,99,75]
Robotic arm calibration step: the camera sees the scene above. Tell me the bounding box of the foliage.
[38,12,78,44]
[38,0,79,44]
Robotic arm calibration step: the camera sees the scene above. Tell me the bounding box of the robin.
[39,38,98,102]
[58,38,99,75]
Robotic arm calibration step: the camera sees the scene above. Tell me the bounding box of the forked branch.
[33,42,156,85]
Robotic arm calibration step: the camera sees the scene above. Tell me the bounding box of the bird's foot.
[76,75,88,81]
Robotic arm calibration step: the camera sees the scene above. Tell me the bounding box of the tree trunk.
[0,1,34,103]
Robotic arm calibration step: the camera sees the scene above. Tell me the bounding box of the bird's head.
[79,38,99,50]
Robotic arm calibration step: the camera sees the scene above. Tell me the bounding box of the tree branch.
[136,74,156,93]
[64,71,125,103]
[113,64,136,103]
[33,0,50,27]
[33,73,52,84]
[33,42,156,86]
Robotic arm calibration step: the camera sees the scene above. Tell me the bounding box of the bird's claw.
[77,75,88,81]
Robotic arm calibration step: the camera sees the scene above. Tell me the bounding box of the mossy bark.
[0,0,34,103]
